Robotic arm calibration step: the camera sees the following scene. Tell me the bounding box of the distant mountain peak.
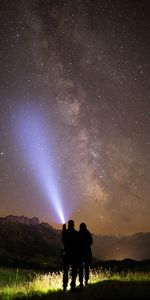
[0,215,39,225]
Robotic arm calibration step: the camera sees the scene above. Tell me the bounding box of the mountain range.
[0,215,150,270]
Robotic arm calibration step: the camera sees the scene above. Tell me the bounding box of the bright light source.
[15,104,66,224]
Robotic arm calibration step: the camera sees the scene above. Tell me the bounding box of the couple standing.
[61,219,93,291]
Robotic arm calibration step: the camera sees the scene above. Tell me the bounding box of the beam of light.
[14,104,66,224]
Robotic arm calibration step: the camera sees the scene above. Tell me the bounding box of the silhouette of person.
[61,219,79,291]
[78,222,93,286]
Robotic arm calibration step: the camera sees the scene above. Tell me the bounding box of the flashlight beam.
[15,105,65,224]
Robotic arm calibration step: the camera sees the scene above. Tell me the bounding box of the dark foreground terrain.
[14,280,150,300]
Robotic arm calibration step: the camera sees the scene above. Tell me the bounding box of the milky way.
[0,0,149,234]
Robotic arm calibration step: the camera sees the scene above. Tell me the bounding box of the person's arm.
[88,231,93,245]
[62,223,67,244]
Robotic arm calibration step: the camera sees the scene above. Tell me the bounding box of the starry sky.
[0,0,150,235]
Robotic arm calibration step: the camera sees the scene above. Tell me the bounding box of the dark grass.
[14,280,150,300]
[1,267,150,300]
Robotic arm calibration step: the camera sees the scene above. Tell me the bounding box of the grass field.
[0,267,150,299]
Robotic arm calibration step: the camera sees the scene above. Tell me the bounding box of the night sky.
[0,0,149,235]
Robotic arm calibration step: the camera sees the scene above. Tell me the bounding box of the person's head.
[68,219,74,229]
[80,222,87,231]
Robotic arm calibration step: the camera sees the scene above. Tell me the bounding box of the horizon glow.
[14,104,66,224]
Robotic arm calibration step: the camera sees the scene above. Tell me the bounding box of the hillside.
[0,216,62,270]
[92,232,150,261]
[0,216,150,270]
